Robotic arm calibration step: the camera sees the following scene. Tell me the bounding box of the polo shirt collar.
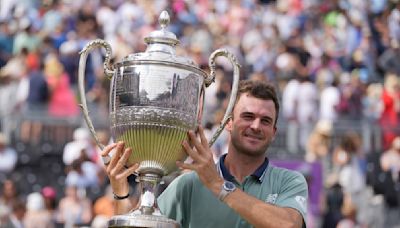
[218,154,269,183]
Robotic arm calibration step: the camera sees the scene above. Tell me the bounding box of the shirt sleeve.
[275,170,308,226]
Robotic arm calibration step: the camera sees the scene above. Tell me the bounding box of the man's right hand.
[101,142,139,198]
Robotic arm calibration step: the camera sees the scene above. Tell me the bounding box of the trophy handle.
[78,39,115,150]
[206,49,240,147]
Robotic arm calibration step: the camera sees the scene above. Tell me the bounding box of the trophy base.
[108,213,180,228]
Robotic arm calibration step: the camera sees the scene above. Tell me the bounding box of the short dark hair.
[236,80,280,126]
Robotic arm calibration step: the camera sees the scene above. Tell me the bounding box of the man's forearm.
[223,189,303,228]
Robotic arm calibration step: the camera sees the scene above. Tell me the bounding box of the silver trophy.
[78,11,240,228]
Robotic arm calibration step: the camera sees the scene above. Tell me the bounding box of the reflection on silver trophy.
[78,11,240,228]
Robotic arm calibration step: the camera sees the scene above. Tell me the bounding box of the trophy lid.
[119,11,201,70]
[144,11,179,47]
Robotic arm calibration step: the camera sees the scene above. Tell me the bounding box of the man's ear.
[225,116,233,131]
[272,126,277,141]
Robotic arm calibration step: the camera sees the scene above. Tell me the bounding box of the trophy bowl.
[109,63,206,176]
[78,11,240,228]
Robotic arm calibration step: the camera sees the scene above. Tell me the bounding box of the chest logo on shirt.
[265,193,278,204]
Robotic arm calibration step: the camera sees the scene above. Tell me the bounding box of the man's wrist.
[218,181,237,202]
[113,192,130,200]
[211,179,225,197]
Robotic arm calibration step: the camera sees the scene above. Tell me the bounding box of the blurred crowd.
[1,0,400,227]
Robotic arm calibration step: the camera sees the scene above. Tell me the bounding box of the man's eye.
[242,115,253,120]
[261,119,271,125]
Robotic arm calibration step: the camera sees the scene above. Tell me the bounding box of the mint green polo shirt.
[158,155,308,228]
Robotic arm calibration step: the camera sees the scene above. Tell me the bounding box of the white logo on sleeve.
[295,196,307,211]
[265,194,278,204]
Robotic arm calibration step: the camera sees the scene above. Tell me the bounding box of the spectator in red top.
[379,73,400,150]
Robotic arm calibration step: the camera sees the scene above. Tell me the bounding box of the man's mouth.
[244,132,263,140]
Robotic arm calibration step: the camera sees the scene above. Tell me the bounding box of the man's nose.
[250,118,261,130]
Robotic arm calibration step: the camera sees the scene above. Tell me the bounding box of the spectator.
[56,184,92,227]
[41,186,57,223]
[378,38,400,76]
[0,21,15,68]
[332,131,368,225]
[19,53,49,145]
[44,53,79,118]
[23,192,54,228]
[380,136,400,180]
[93,185,114,219]
[316,69,340,122]
[379,73,400,150]
[65,158,97,190]
[0,133,17,174]
[63,127,91,166]
[0,179,19,215]
[362,82,383,122]
[1,199,26,228]
[305,120,333,164]
[0,55,27,140]
[335,72,364,119]
[336,195,364,228]
[12,17,40,55]
[295,74,319,150]
[321,183,344,228]
[379,136,400,227]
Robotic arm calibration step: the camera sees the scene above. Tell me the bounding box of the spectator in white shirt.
[0,133,17,174]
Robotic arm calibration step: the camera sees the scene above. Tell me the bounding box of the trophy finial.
[144,10,179,48]
[159,11,170,29]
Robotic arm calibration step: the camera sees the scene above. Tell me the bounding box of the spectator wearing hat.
[305,120,333,163]
[41,186,57,223]
[0,55,27,140]
[63,128,91,166]
[23,192,54,228]
[305,120,333,204]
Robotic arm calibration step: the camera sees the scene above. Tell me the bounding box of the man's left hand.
[177,126,224,196]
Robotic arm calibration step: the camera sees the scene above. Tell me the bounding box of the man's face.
[226,93,277,157]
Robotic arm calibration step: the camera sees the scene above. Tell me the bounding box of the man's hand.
[177,126,224,196]
[101,142,138,197]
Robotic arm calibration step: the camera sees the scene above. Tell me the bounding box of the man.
[102,80,308,227]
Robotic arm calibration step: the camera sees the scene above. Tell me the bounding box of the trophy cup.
[78,11,240,228]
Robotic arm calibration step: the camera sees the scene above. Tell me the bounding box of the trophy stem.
[108,172,179,228]
[135,173,162,216]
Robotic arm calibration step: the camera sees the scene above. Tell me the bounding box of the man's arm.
[101,142,138,214]
[178,127,305,228]
[224,188,303,228]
